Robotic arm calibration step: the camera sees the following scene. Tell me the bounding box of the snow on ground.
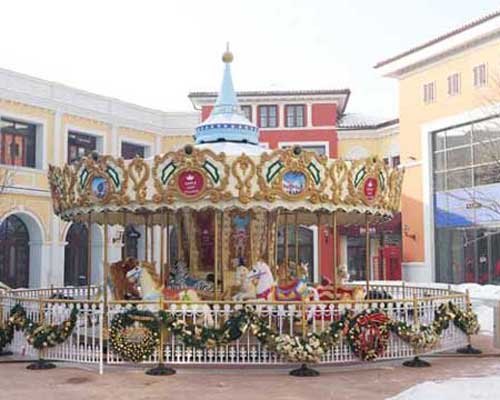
[354,280,499,336]
[388,376,500,400]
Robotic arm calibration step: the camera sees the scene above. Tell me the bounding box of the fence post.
[457,289,482,354]
[289,300,320,377]
[403,295,431,368]
[0,296,13,357]
[27,295,56,370]
[145,296,175,376]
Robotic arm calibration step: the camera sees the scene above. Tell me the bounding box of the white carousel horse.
[126,262,214,326]
[246,260,319,302]
[232,265,257,301]
[167,260,214,292]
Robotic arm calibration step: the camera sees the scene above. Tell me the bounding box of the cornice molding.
[0,68,198,136]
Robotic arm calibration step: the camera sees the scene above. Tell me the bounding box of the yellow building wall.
[338,135,398,159]
[398,38,500,262]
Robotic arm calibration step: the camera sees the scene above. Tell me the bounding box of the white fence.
[0,283,470,372]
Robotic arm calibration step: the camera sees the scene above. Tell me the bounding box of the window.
[241,105,252,121]
[65,223,88,286]
[447,73,460,96]
[473,64,487,87]
[423,82,436,103]
[0,118,37,168]
[68,131,97,163]
[285,105,305,127]
[122,225,141,259]
[258,105,278,128]
[391,155,400,167]
[121,142,145,160]
[0,215,30,288]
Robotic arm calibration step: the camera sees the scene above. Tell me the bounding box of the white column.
[53,110,63,165]
[49,216,65,286]
[111,124,119,157]
[306,103,312,128]
[30,240,51,288]
[154,135,162,156]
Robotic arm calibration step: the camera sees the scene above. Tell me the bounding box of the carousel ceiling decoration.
[48,146,404,225]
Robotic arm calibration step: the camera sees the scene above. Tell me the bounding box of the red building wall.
[199,102,339,283]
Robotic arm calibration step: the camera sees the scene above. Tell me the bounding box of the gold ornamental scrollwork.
[232,154,256,204]
[152,147,231,204]
[128,156,150,204]
[255,148,328,204]
[346,157,388,208]
[329,159,348,205]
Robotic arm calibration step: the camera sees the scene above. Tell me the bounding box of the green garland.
[110,301,479,363]
[0,304,77,351]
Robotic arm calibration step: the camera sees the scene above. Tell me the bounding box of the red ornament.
[178,170,205,197]
[363,177,378,201]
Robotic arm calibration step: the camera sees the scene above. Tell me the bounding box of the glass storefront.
[433,117,500,284]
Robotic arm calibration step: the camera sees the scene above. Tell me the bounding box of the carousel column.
[214,210,219,300]
[332,212,337,297]
[365,214,371,296]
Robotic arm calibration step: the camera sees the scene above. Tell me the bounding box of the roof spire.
[194,47,259,145]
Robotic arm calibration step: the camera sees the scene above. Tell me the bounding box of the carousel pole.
[166,211,170,284]
[122,211,128,259]
[332,211,337,297]
[150,214,155,266]
[267,211,273,266]
[317,213,321,285]
[365,214,371,297]
[284,212,289,281]
[220,210,224,294]
[275,210,280,270]
[295,212,299,266]
[160,210,165,286]
[87,212,92,301]
[144,214,149,262]
[176,210,183,261]
[214,210,219,300]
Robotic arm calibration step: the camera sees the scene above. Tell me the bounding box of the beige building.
[376,10,500,283]
[0,67,197,288]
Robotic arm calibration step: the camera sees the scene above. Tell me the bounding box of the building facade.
[376,10,500,284]
[190,90,400,282]
[0,67,198,288]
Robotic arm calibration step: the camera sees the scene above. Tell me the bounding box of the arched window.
[277,226,314,281]
[122,225,140,259]
[65,223,88,286]
[0,215,30,288]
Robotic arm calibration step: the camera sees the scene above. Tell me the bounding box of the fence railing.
[0,283,470,372]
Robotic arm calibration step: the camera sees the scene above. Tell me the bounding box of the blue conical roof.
[195,49,259,145]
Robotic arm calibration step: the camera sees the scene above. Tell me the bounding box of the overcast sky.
[1,1,499,118]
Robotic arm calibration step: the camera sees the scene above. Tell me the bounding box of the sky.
[0,0,499,118]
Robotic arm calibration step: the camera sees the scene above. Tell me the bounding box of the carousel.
[0,49,478,376]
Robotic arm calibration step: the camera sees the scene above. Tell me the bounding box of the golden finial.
[222,42,233,63]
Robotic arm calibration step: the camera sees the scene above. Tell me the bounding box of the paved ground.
[1,336,499,400]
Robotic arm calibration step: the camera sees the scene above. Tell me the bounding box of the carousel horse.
[167,260,214,292]
[232,265,257,301]
[126,262,214,326]
[245,260,319,302]
[316,264,365,302]
[108,257,142,300]
[126,261,163,301]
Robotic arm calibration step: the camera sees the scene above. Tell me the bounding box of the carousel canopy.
[47,49,404,226]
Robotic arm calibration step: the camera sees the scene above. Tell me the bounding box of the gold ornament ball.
[222,51,233,63]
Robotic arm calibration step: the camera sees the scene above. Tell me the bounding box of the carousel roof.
[195,46,259,145]
[47,49,404,226]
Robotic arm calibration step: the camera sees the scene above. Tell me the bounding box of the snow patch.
[388,376,500,400]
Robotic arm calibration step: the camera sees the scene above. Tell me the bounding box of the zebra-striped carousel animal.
[167,260,214,292]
